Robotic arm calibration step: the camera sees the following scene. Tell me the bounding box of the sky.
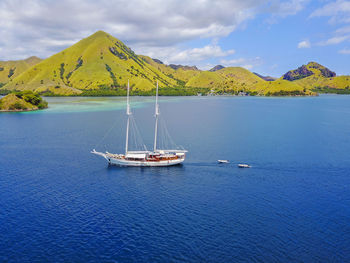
[0,0,349,76]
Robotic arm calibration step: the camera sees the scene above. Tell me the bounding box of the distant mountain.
[140,56,201,83]
[184,67,310,96]
[283,62,336,81]
[3,31,176,95]
[187,67,261,89]
[209,65,225,72]
[0,56,41,85]
[152,58,164,64]
[168,64,198,71]
[282,62,350,94]
[142,58,309,95]
[253,72,276,81]
[2,31,343,96]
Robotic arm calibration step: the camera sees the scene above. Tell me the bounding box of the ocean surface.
[0,95,349,262]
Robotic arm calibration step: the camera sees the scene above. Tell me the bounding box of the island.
[0,91,48,112]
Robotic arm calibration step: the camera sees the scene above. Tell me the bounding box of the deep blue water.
[0,95,350,262]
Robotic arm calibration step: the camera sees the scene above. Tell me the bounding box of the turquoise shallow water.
[39,96,186,113]
[0,95,350,262]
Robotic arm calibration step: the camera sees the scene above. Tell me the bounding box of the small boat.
[218,160,229,164]
[238,164,251,168]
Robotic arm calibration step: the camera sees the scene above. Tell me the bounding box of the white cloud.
[38,38,79,47]
[0,0,309,61]
[298,40,311,48]
[339,48,350,54]
[310,0,350,23]
[0,0,262,60]
[310,1,350,47]
[136,42,235,67]
[273,0,309,17]
[335,25,350,34]
[265,0,309,23]
[168,44,235,64]
[319,35,350,46]
[221,58,247,65]
[220,57,262,70]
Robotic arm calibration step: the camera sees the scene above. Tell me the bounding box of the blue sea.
[0,95,349,262]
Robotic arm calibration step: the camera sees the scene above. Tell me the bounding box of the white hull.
[91,150,186,167]
[92,81,187,168]
[109,157,184,167]
[238,164,251,168]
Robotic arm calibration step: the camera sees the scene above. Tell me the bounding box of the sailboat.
[91,81,187,166]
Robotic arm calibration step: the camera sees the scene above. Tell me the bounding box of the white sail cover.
[125,153,147,159]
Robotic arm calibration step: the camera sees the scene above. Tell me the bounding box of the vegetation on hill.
[2,31,177,96]
[0,91,48,111]
[283,62,336,81]
[0,31,349,97]
[311,86,350,94]
[182,67,312,96]
[141,55,201,83]
[283,65,314,81]
[281,62,350,94]
[0,56,42,85]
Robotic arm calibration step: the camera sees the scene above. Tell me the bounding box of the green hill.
[140,56,201,83]
[186,70,224,89]
[3,31,177,96]
[185,66,261,90]
[0,56,42,86]
[282,62,350,94]
[282,62,336,81]
[1,31,345,96]
[146,62,311,96]
[184,67,311,96]
[0,91,47,111]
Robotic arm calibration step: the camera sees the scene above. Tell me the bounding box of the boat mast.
[153,81,159,152]
[125,80,131,154]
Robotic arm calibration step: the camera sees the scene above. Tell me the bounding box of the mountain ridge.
[0,56,42,85]
[253,72,276,81]
[282,62,336,81]
[1,31,349,96]
[2,31,177,95]
[281,62,350,94]
[209,65,225,72]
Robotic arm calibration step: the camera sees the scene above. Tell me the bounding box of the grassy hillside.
[216,67,263,91]
[185,67,311,95]
[186,71,224,89]
[282,62,350,94]
[0,91,47,111]
[295,75,350,93]
[1,31,343,97]
[140,56,201,83]
[0,56,41,85]
[257,80,313,96]
[3,31,177,96]
[186,67,258,92]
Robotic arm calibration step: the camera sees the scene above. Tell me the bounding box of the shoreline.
[36,93,320,98]
[1,91,317,98]
[0,107,47,113]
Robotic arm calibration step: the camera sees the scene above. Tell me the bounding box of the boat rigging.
[92,80,187,166]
